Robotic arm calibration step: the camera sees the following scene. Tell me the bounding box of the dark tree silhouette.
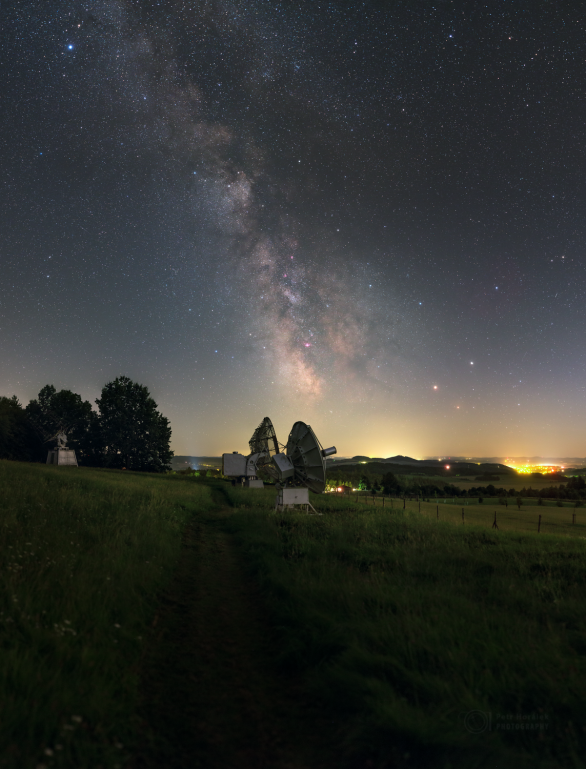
[0,396,43,462]
[96,376,173,472]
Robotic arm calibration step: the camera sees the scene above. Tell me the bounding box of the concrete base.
[47,448,78,466]
[244,479,264,488]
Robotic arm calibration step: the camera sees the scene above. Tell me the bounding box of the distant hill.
[327,459,516,477]
[386,455,421,465]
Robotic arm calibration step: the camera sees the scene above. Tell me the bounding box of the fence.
[355,494,583,536]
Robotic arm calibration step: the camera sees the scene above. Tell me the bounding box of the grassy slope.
[225,485,586,769]
[358,497,586,537]
[0,461,214,769]
[135,497,340,769]
[3,467,586,768]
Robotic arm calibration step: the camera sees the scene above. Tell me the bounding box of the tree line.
[329,469,586,501]
[0,376,173,473]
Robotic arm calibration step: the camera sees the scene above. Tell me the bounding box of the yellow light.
[509,464,559,475]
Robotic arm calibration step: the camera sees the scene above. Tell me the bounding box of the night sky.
[1,1,585,458]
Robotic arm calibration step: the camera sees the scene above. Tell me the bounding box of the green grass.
[3,467,586,768]
[0,461,214,768]
[224,487,586,768]
[368,497,586,537]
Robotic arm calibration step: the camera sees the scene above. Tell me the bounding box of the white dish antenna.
[222,417,336,501]
[282,421,336,494]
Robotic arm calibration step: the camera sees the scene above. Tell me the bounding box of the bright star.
[68,44,73,50]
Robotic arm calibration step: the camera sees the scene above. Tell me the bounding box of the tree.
[96,376,173,472]
[381,471,398,495]
[25,385,98,465]
[0,396,43,462]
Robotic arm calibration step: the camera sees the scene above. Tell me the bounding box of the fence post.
[419,500,421,513]
[538,514,542,533]
[462,508,464,524]
[573,513,576,525]
[492,511,498,530]
[436,505,438,520]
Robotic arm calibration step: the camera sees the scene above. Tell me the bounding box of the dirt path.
[133,503,340,769]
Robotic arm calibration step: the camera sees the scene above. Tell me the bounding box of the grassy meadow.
[224,484,586,768]
[0,460,215,769]
[1,465,585,768]
[357,495,586,537]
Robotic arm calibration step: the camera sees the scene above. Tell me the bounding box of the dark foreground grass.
[0,461,214,769]
[223,486,586,769]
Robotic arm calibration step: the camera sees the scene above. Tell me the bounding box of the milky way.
[1,1,585,456]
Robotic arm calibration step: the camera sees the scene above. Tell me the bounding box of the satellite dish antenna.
[222,417,336,505]
[248,417,281,482]
[285,421,336,494]
[222,417,281,487]
[249,416,279,456]
[271,421,337,511]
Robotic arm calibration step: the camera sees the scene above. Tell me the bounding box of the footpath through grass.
[0,460,214,768]
[225,484,586,769]
[2,466,586,768]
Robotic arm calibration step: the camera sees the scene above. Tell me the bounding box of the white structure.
[275,487,317,513]
[46,448,78,466]
[223,418,336,512]
[222,452,263,485]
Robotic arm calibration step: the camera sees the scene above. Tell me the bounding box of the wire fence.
[350,493,585,537]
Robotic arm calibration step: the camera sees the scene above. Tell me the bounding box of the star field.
[1,1,585,457]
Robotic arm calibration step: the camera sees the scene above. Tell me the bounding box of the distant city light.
[445,465,450,470]
[509,464,560,475]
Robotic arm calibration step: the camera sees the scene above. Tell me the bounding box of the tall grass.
[225,500,586,768]
[0,461,213,768]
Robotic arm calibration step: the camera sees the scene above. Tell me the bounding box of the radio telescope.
[248,417,281,482]
[222,417,336,511]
